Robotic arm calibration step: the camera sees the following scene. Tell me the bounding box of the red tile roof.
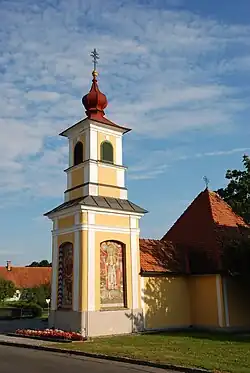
[162,188,250,273]
[139,239,187,273]
[0,267,52,288]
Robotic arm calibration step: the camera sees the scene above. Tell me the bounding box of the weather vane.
[90,48,100,72]
[203,176,210,189]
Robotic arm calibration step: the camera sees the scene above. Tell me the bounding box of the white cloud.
[0,0,250,200]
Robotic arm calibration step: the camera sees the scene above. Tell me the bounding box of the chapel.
[45,51,250,336]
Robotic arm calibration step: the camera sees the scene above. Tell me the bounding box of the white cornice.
[79,204,145,218]
[60,118,127,139]
[64,158,127,173]
[89,122,125,136]
[52,224,140,236]
[46,202,145,220]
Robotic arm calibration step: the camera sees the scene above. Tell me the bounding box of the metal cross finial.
[203,176,210,189]
[90,48,100,72]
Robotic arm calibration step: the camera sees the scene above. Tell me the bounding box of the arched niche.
[100,141,114,163]
[57,242,73,309]
[100,240,126,309]
[74,141,84,166]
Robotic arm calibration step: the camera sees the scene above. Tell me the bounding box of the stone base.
[49,308,143,337]
[49,310,83,335]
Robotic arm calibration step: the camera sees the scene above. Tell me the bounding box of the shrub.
[0,277,16,302]
[6,301,42,318]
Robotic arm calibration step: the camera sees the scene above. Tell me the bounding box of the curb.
[0,339,211,373]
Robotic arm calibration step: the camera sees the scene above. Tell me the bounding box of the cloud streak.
[129,147,250,180]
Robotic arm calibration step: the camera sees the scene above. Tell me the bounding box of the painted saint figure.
[100,241,124,307]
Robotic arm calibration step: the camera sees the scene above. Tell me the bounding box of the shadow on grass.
[142,329,250,343]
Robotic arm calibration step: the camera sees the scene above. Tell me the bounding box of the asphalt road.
[0,345,177,373]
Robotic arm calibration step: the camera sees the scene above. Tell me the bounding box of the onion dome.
[82,70,108,119]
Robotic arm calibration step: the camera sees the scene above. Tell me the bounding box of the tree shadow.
[0,317,48,333]
[126,224,250,340]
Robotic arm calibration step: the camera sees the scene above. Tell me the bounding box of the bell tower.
[45,50,146,337]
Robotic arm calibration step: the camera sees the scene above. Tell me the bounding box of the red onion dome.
[82,70,108,117]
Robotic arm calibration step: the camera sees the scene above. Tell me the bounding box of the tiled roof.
[163,188,249,245]
[59,117,130,137]
[162,188,250,273]
[139,238,187,274]
[0,267,52,288]
[208,190,248,227]
[44,195,147,216]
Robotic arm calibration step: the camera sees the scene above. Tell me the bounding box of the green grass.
[52,331,250,373]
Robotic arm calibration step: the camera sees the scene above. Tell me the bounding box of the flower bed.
[15,328,86,341]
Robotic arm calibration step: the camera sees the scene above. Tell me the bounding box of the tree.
[216,155,250,224]
[0,277,16,303]
[27,260,51,267]
[20,283,51,307]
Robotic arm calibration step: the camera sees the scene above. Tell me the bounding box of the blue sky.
[1,0,250,265]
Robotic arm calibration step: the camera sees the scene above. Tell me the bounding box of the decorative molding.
[89,162,98,184]
[130,216,137,229]
[130,217,139,310]
[216,275,223,327]
[67,171,72,190]
[88,184,98,196]
[64,158,127,173]
[88,211,95,225]
[85,128,90,160]
[69,139,73,168]
[89,122,125,137]
[73,229,80,311]
[65,181,127,194]
[52,224,140,236]
[117,168,125,188]
[51,225,58,311]
[47,202,144,220]
[65,162,85,173]
[120,189,128,200]
[80,204,144,218]
[89,128,98,160]
[88,212,96,311]
[116,136,123,165]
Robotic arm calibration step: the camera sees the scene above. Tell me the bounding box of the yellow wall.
[98,166,116,186]
[143,276,190,329]
[69,187,83,200]
[71,167,84,187]
[94,231,133,311]
[58,215,75,230]
[226,277,250,327]
[95,213,130,228]
[189,275,220,327]
[98,185,121,198]
[97,132,116,163]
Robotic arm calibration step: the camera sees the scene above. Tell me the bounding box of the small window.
[74,142,83,165]
[101,141,113,163]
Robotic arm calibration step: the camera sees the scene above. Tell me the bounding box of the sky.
[1,0,250,265]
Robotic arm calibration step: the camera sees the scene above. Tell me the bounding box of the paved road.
[0,345,177,373]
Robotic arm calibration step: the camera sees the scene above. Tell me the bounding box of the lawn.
[53,331,250,373]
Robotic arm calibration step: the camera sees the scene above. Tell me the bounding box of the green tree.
[0,277,16,303]
[216,154,250,224]
[20,283,51,307]
[27,260,51,267]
